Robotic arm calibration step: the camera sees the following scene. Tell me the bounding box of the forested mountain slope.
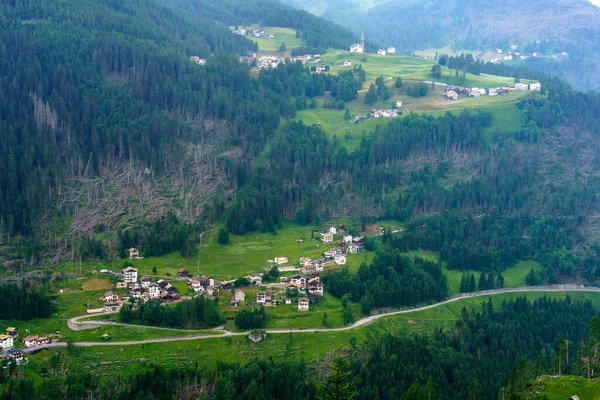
[282,0,600,91]
[0,0,355,266]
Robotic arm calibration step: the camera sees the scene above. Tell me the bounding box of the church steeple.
[360,33,365,49]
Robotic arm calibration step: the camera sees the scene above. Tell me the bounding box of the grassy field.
[320,50,514,88]
[70,223,371,280]
[24,291,600,383]
[238,26,303,57]
[524,375,600,400]
[403,250,543,296]
[295,76,528,151]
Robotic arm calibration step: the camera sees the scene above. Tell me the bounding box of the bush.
[217,228,230,245]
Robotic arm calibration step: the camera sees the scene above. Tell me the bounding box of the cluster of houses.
[377,47,396,56]
[444,82,541,101]
[234,28,275,39]
[354,102,403,124]
[95,266,183,313]
[348,33,396,56]
[240,54,324,70]
[491,45,568,63]
[1,327,58,365]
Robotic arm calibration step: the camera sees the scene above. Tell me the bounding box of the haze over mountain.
[282,0,600,91]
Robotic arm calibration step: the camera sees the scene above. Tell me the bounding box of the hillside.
[0,0,356,267]
[282,0,600,91]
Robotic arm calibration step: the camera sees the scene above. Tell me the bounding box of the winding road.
[24,284,600,353]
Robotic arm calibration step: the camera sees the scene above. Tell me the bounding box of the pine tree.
[317,358,359,400]
[478,272,487,291]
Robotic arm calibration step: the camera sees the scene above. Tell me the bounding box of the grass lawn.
[524,375,600,400]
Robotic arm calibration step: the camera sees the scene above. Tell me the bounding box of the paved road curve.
[24,284,600,353]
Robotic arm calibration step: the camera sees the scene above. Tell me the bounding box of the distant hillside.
[282,0,600,91]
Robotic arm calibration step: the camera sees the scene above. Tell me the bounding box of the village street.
[22,284,600,354]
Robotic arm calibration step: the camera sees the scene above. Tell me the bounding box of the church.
[350,33,365,53]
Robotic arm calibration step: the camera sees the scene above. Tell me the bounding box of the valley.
[2,0,600,399]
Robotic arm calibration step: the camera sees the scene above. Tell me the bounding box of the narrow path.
[25,284,600,353]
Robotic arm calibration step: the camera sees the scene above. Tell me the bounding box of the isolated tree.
[217,228,230,245]
[395,76,402,88]
[431,63,442,79]
[279,42,286,52]
[344,108,351,120]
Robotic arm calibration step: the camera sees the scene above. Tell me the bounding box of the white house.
[140,276,151,289]
[320,232,333,244]
[343,235,353,244]
[101,291,120,304]
[128,248,140,259]
[341,60,352,67]
[394,100,402,108]
[22,335,38,348]
[290,275,306,286]
[529,82,541,91]
[514,83,528,91]
[148,283,161,298]
[334,255,347,265]
[0,334,13,349]
[234,289,246,302]
[329,227,337,235]
[299,257,313,266]
[123,267,138,283]
[308,283,324,296]
[256,292,266,304]
[250,274,262,286]
[189,280,203,293]
[377,49,387,56]
[298,297,310,311]
[387,46,396,54]
[274,256,289,265]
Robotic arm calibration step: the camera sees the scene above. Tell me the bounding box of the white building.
[123,267,138,283]
[387,46,396,54]
[320,232,333,244]
[343,235,353,244]
[350,33,365,53]
[235,289,246,302]
[148,283,161,298]
[341,60,352,67]
[514,83,528,91]
[329,226,337,235]
[377,49,387,56]
[0,334,13,349]
[334,255,347,265]
[298,297,310,311]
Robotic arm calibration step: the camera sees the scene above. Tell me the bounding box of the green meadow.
[403,250,543,296]
[240,26,304,57]
[523,375,600,400]
[69,223,372,280]
[24,291,600,383]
